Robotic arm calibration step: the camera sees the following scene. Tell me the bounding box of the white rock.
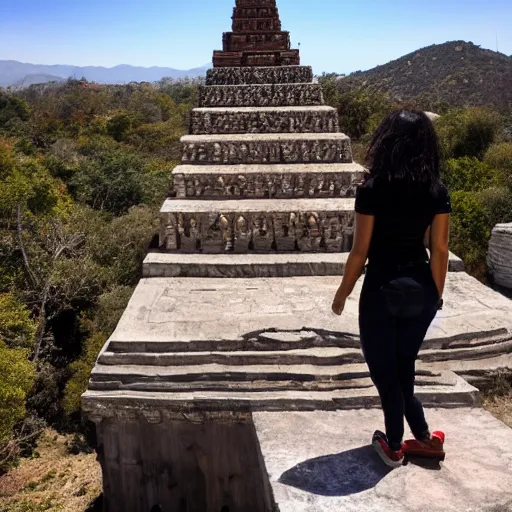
[488,223,512,289]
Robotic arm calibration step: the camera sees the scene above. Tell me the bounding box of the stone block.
[180,133,352,165]
[199,83,321,108]
[190,106,339,135]
[232,17,281,32]
[213,49,300,68]
[223,31,290,52]
[206,66,313,85]
[233,6,279,18]
[159,198,355,253]
[488,223,512,290]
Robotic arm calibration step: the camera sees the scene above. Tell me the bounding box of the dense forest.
[0,75,511,480]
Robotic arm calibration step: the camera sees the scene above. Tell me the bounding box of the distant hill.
[339,41,512,110]
[0,60,211,87]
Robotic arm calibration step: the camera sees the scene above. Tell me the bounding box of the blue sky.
[1,0,511,74]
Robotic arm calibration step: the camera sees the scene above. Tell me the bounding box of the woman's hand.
[331,295,346,316]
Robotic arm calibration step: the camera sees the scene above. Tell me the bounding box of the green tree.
[0,294,36,349]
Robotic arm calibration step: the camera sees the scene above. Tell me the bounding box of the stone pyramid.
[83,2,512,510]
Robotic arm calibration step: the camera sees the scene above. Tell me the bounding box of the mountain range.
[338,41,512,110]
[0,61,211,87]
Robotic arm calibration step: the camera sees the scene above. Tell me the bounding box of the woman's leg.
[359,272,404,450]
[396,267,438,439]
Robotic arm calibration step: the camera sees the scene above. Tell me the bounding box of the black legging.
[359,262,439,451]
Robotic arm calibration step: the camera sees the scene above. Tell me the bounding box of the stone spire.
[213,0,300,67]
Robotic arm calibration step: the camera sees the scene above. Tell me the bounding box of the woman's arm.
[429,213,450,298]
[332,213,375,315]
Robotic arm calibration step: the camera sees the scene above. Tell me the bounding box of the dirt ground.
[0,430,101,512]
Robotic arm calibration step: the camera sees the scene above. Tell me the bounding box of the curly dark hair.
[365,110,442,186]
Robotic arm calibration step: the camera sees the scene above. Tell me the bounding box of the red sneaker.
[372,430,405,468]
[402,431,446,461]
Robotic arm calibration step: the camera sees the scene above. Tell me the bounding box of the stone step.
[212,50,300,68]
[198,83,323,108]
[89,366,452,394]
[205,66,313,85]
[172,162,364,199]
[98,347,366,367]
[143,252,466,279]
[222,31,290,52]
[189,106,339,135]
[83,372,478,412]
[181,133,352,165]
[159,198,355,253]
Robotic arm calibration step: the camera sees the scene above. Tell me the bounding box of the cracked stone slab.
[198,83,323,107]
[190,106,339,134]
[180,133,352,165]
[143,252,465,278]
[171,162,364,199]
[206,66,313,85]
[254,408,512,512]
[102,273,512,352]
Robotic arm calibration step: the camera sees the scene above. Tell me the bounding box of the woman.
[331,110,451,468]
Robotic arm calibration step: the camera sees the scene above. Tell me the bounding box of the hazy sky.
[1,0,511,74]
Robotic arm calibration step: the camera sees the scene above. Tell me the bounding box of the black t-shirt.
[355,176,452,266]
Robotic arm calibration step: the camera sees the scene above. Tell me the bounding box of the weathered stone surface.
[223,31,290,52]
[93,412,274,512]
[206,66,313,85]
[190,106,339,135]
[488,223,512,290]
[181,133,352,165]
[254,408,512,512]
[99,273,512,351]
[198,83,323,107]
[172,163,363,198]
[232,17,281,32]
[83,373,477,414]
[159,198,355,253]
[143,252,466,279]
[213,49,300,67]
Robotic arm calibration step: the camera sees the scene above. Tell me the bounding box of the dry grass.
[482,371,512,429]
[0,430,101,512]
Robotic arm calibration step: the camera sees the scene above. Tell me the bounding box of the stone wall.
[173,167,362,199]
[190,107,339,134]
[181,135,352,165]
[206,66,313,85]
[199,83,323,107]
[90,411,274,512]
[160,209,355,253]
[213,50,300,68]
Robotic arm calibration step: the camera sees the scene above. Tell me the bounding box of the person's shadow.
[279,445,392,496]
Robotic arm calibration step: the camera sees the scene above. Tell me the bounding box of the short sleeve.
[355,181,376,215]
[433,185,452,215]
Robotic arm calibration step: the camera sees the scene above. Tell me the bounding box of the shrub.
[484,142,512,191]
[479,187,512,229]
[63,333,107,416]
[442,156,498,192]
[0,341,36,466]
[436,107,502,160]
[0,294,36,349]
[449,190,491,276]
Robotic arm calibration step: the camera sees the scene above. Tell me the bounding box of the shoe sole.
[372,439,404,469]
[404,450,446,462]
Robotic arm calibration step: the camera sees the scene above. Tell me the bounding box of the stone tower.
[213,0,300,67]
[83,2,512,511]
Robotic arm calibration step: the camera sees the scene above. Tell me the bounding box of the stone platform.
[255,408,512,512]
